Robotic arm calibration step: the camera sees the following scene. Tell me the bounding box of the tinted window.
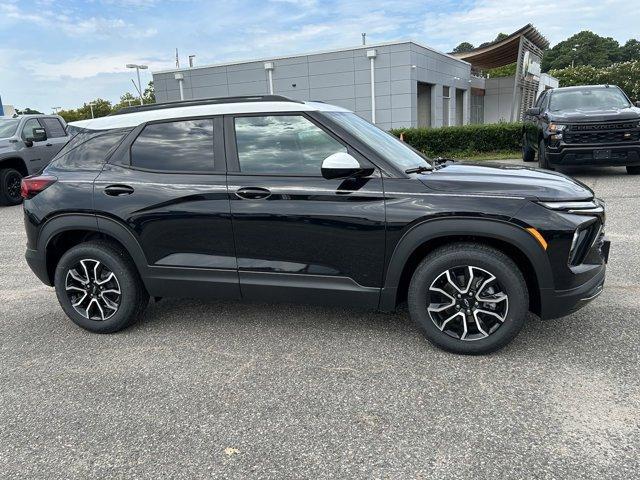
[21,119,42,140]
[235,115,346,175]
[131,119,214,172]
[52,130,128,170]
[40,118,67,138]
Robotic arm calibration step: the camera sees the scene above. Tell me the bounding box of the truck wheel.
[538,140,554,170]
[54,240,149,333]
[522,134,535,162]
[408,243,528,355]
[0,168,24,206]
[627,166,640,175]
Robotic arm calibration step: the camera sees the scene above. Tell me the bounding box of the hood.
[419,162,593,202]
[548,106,640,124]
[0,138,14,151]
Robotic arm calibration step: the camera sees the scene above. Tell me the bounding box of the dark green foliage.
[542,31,623,71]
[452,42,474,54]
[390,123,522,157]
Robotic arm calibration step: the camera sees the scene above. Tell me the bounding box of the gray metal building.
[153,41,473,130]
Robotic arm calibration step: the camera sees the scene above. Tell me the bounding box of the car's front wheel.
[54,240,149,333]
[627,166,640,175]
[538,140,553,170]
[0,168,24,206]
[408,243,528,355]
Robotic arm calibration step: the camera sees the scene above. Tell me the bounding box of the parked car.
[522,84,640,174]
[22,96,609,354]
[0,114,69,205]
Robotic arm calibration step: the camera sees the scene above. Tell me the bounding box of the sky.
[1,0,639,113]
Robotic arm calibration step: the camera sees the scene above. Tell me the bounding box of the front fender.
[379,217,555,311]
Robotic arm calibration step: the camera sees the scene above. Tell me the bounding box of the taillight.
[20,175,57,199]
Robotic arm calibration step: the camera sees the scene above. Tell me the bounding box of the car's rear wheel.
[0,168,24,206]
[408,243,528,355]
[54,240,149,333]
[538,140,553,170]
[522,134,535,162]
[627,166,640,175]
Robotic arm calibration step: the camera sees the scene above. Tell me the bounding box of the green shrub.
[390,123,522,157]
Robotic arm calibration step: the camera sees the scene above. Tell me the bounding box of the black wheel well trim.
[381,217,554,312]
[37,213,150,285]
[0,157,28,176]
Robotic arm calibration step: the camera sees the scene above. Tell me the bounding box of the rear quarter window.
[50,129,130,170]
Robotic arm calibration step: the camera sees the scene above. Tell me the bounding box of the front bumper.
[547,143,640,166]
[539,237,610,320]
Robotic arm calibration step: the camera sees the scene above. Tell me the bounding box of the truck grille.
[564,130,640,144]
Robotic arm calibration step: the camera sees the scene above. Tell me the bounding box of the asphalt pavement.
[1,161,638,479]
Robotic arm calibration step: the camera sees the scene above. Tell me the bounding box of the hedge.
[390,123,522,157]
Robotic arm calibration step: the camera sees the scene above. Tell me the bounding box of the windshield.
[325,112,431,171]
[0,118,20,138]
[549,87,631,111]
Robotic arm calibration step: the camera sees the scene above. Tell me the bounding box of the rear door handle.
[104,184,135,196]
[235,187,271,200]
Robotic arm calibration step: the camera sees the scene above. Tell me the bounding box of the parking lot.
[1,161,639,479]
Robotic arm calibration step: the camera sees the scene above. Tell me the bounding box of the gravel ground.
[1,161,638,479]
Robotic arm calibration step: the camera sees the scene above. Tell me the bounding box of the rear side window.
[40,118,67,138]
[51,130,128,170]
[234,115,346,175]
[130,119,214,172]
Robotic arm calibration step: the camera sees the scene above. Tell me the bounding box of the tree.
[452,42,474,54]
[479,33,508,48]
[550,60,640,101]
[620,39,640,62]
[15,107,43,115]
[542,31,621,71]
[57,98,113,122]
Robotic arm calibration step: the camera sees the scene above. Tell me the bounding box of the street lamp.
[88,101,96,119]
[126,63,148,105]
[51,107,61,114]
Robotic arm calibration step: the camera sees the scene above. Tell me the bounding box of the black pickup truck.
[522,85,640,174]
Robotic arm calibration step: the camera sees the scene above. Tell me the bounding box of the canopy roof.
[453,24,549,70]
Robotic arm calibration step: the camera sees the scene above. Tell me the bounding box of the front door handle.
[235,187,271,200]
[104,184,135,196]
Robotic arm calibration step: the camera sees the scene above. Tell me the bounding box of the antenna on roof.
[362,33,366,45]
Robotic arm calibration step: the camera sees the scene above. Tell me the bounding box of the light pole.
[126,63,148,105]
[88,102,96,119]
[174,73,185,101]
[51,107,61,114]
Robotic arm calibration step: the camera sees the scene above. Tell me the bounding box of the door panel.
[94,116,239,300]
[20,118,49,171]
[225,113,386,307]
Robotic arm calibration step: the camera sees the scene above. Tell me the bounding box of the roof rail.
[111,95,302,116]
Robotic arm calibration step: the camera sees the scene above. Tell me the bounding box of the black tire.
[0,168,24,206]
[522,134,535,162]
[408,243,528,355]
[627,166,640,175]
[538,140,554,170]
[54,240,149,333]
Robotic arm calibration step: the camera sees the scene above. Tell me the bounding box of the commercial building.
[153,24,555,129]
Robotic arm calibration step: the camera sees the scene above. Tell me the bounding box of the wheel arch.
[0,157,28,176]
[39,214,149,285]
[380,218,554,314]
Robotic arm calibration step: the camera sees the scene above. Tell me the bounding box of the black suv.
[522,84,640,174]
[23,96,610,354]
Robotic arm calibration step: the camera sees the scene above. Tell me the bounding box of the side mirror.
[635,101,640,108]
[321,152,371,180]
[526,107,542,116]
[32,127,47,142]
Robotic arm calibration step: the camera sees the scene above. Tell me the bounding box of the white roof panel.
[70,100,350,131]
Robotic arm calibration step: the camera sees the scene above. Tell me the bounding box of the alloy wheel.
[65,259,121,321]
[6,171,22,201]
[427,265,509,341]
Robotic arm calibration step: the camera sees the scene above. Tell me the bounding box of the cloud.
[24,54,167,79]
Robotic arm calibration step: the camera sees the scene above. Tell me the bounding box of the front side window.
[40,118,67,138]
[131,119,214,172]
[21,119,42,140]
[51,130,129,170]
[234,115,347,176]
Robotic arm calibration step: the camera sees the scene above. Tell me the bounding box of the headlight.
[548,123,566,133]
[568,221,602,266]
[538,200,604,215]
